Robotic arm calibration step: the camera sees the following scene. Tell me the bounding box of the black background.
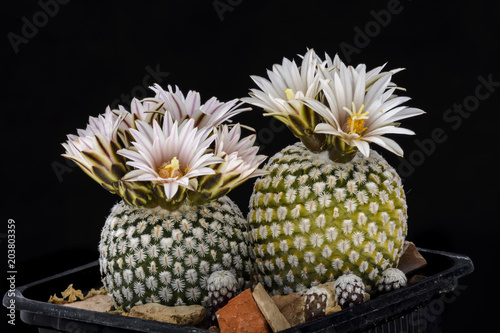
[2,0,499,332]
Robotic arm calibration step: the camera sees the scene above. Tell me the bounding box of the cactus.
[207,270,239,323]
[243,49,424,295]
[63,85,266,309]
[334,273,366,309]
[376,267,407,294]
[303,286,330,321]
[99,197,252,310]
[248,142,407,294]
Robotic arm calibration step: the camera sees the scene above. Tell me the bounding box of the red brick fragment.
[216,288,271,333]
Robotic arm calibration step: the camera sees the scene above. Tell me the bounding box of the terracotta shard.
[216,288,270,333]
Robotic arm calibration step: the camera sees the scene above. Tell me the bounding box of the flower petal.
[163,182,179,199]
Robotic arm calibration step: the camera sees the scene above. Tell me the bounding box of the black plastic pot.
[3,248,473,333]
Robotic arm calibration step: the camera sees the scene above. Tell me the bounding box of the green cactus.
[248,142,407,294]
[243,49,424,295]
[99,196,254,310]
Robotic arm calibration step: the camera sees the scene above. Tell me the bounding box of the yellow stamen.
[158,157,184,179]
[343,102,369,136]
[285,88,296,101]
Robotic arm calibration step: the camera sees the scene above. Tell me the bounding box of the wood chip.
[272,293,305,326]
[252,283,291,332]
[398,241,427,275]
[63,294,114,312]
[129,303,206,326]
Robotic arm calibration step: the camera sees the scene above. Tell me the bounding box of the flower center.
[343,102,369,136]
[285,88,296,101]
[158,157,184,179]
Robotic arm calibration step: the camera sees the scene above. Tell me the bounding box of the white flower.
[114,98,165,147]
[214,124,268,181]
[242,49,326,150]
[150,84,250,128]
[118,114,223,199]
[304,54,425,157]
[185,123,267,203]
[62,107,127,189]
[63,85,265,207]
[63,108,121,162]
[242,48,322,113]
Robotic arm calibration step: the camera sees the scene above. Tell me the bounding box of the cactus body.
[334,273,366,309]
[248,142,407,295]
[376,268,407,293]
[99,196,254,310]
[207,270,239,323]
[303,286,330,321]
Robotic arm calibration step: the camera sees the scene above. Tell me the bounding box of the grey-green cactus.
[99,197,254,310]
[63,85,266,311]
